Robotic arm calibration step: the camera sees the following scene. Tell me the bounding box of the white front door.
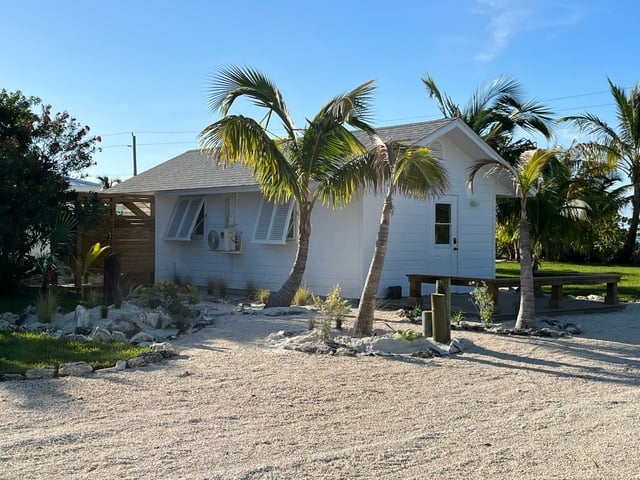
[428,195,459,276]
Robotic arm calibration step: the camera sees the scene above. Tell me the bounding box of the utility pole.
[131,132,138,176]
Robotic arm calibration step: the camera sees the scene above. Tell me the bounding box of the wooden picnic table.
[406,273,621,311]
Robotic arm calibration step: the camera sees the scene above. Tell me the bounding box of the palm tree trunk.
[265,201,311,308]
[618,181,640,263]
[354,185,394,336]
[515,198,536,329]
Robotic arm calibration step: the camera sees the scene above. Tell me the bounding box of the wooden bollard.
[422,310,432,337]
[431,293,450,343]
[435,278,451,326]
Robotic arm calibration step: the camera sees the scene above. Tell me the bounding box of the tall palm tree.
[562,78,640,263]
[422,73,554,162]
[468,149,556,329]
[199,66,377,307]
[353,138,449,336]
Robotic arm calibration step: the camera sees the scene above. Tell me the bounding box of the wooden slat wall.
[78,194,155,286]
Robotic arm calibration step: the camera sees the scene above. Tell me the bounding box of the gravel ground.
[2,303,639,479]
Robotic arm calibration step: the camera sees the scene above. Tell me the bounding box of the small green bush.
[138,280,200,317]
[36,289,60,323]
[470,282,494,326]
[313,284,351,340]
[451,310,464,326]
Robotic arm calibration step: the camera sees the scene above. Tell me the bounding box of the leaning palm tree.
[468,149,556,329]
[562,78,640,263]
[422,73,554,162]
[353,138,449,336]
[199,66,377,307]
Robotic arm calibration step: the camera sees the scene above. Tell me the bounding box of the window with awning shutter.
[165,196,205,241]
[252,198,295,244]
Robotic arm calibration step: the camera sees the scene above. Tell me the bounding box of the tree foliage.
[0,89,100,292]
[200,66,378,307]
[562,78,640,263]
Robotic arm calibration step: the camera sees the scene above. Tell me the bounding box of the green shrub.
[36,289,60,323]
[451,310,465,326]
[138,280,200,317]
[313,284,351,340]
[470,282,494,326]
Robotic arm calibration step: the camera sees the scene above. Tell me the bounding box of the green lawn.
[0,331,149,375]
[496,260,640,301]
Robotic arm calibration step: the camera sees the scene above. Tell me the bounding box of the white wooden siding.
[154,129,502,300]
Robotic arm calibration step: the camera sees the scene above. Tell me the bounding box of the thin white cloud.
[473,0,531,62]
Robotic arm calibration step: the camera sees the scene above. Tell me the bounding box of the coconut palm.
[468,149,556,329]
[199,66,377,307]
[353,138,449,336]
[422,73,554,162]
[562,78,640,263]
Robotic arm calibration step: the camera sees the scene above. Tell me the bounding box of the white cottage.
[106,118,514,299]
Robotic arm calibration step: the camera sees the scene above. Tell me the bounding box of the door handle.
[453,237,458,251]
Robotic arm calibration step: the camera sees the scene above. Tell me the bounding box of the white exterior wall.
[363,136,498,298]
[155,191,366,298]
[154,133,501,300]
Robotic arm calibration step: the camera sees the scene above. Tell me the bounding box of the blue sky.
[2,0,638,182]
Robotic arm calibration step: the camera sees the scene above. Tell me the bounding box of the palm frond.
[206,66,296,138]
[467,158,515,194]
[199,115,299,202]
[393,146,449,199]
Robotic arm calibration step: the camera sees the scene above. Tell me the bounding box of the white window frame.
[253,198,295,244]
[165,196,205,241]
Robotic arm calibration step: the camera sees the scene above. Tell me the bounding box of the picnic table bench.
[406,273,621,311]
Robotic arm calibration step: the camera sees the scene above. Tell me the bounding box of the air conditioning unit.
[207,230,220,250]
[224,228,239,252]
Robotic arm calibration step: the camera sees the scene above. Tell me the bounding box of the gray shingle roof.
[105,149,259,194]
[106,118,460,195]
[352,118,456,146]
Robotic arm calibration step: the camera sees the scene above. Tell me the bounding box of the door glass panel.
[435,203,451,245]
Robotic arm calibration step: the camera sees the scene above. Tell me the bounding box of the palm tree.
[353,138,449,336]
[199,66,377,307]
[562,78,640,263]
[468,149,556,329]
[422,73,554,162]
[97,175,121,190]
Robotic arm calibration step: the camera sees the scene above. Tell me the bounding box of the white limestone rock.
[58,361,93,376]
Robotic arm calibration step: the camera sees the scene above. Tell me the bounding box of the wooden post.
[104,252,121,305]
[435,278,451,325]
[431,293,450,343]
[422,310,432,337]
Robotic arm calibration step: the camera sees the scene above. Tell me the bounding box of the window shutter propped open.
[253,198,295,244]
[165,196,205,241]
